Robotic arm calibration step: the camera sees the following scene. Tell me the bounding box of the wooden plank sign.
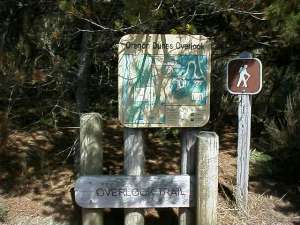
[75,175,193,208]
[118,34,211,128]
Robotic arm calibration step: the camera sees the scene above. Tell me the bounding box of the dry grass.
[218,192,295,225]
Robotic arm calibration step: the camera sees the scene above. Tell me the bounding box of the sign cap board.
[118,34,211,128]
[226,58,262,95]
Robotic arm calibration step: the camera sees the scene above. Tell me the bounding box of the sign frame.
[226,57,262,95]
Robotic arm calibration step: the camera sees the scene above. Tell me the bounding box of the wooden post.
[179,128,198,225]
[236,95,252,209]
[236,52,252,210]
[196,132,219,225]
[124,128,145,225]
[80,113,103,225]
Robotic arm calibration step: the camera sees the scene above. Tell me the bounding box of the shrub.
[265,95,300,182]
[0,202,9,222]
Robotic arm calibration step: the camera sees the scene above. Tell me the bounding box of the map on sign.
[118,34,211,127]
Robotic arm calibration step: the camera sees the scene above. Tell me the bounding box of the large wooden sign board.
[227,58,262,95]
[75,175,193,208]
[118,34,211,127]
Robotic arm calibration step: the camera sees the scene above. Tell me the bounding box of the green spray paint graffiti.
[170,55,208,105]
[119,53,208,125]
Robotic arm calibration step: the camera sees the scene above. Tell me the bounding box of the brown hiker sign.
[226,58,262,94]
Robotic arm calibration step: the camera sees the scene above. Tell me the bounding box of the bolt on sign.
[227,58,262,95]
[118,34,211,128]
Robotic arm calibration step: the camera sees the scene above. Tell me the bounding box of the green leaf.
[170,28,177,34]
[58,0,72,11]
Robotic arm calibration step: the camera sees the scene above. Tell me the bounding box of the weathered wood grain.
[179,128,198,225]
[75,175,192,208]
[236,94,252,209]
[236,51,253,210]
[80,113,103,225]
[124,128,145,225]
[197,132,219,225]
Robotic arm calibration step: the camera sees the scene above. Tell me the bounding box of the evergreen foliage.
[0,0,299,182]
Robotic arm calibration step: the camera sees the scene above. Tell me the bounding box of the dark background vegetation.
[0,0,299,185]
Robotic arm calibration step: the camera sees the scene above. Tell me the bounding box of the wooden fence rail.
[78,117,219,225]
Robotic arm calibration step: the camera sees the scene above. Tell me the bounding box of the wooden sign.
[227,58,262,94]
[118,34,211,128]
[75,175,193,208]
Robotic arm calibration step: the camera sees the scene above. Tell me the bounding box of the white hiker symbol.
[237,64,251,88]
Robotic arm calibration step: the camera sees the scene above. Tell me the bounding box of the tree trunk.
[76,31,91,113]
[0,111,8,153]
[76,3,93,114]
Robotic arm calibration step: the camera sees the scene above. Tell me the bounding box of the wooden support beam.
[179,128,198,225]
[196,132,219,225]
[80,113,104,225]
[124,128,145,225]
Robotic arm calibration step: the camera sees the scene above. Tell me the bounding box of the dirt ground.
[0,119,299,225]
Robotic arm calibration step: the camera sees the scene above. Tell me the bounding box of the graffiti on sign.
[118,34,211,127]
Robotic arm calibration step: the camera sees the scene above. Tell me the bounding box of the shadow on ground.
[0,120,299,224]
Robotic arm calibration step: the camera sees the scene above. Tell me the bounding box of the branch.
[152,0,163,12]
[80,17,119,32]
[230,8,266,20]
[76,16,150,34]
[193,7,266,21]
